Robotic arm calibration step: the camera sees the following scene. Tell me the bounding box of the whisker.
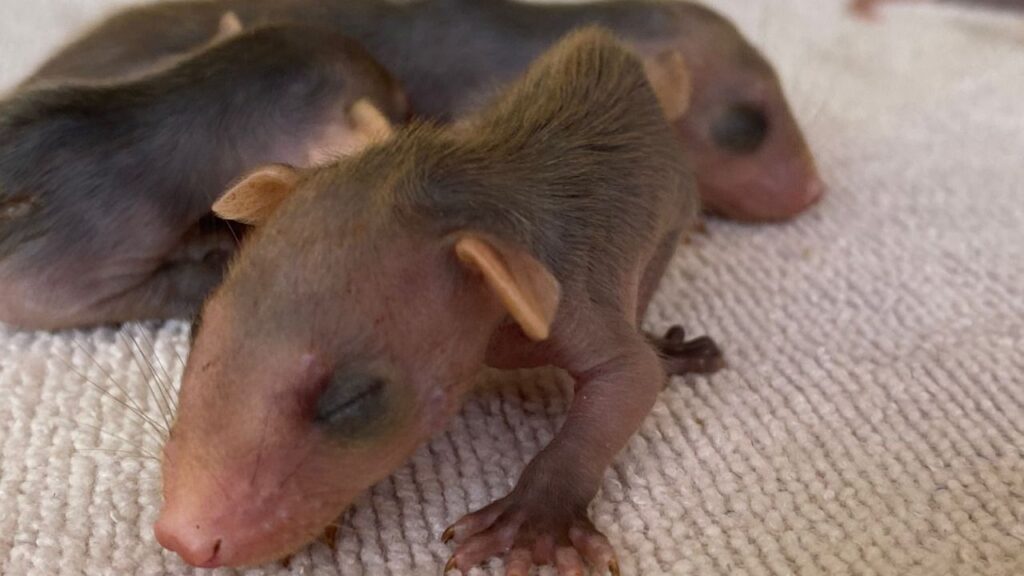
[74,420,156,454]
[121,329,175,433]
[72,337,127,397]
[123,327,169,410]
[56,353,168,443]
[226,220,242,248]
[72,447,162,463]
[136,324,181,416]
[69,336,164,433]
[165,328,189,411]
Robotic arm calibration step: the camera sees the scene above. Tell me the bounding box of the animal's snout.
[154,511,225,568]
[800,174,826,210]
[754,171,825,222]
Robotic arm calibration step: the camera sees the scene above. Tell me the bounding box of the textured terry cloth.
[1,0,1023,575]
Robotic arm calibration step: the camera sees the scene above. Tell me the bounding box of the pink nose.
[767,173,826,220]
[803,176,826,208]
[154,513,225,568]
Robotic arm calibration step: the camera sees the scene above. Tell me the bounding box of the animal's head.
[651,5,824,221]
[155,128,562,568]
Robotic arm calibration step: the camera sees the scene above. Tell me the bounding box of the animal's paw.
[442,495,618,576]
[649,325,725,376]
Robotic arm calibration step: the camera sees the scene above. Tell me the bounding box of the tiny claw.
[609,558,620,576]
[444,556,458,574]
[664,325,686,344]
[320,525,339,551]
[442,525,455,544]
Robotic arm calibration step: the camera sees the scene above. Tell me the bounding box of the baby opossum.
[155,26,714,574]
[0,25,406,329]
[29,0,824,222]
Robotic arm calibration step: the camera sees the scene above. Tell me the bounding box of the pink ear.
[213,164,299,226]
[349,99,393,142]
[643,49,692,121]
[214,11,243,41]
[454,234,561,342]
[303,99,394,165]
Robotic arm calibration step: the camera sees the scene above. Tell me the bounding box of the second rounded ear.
[303,99,395,166]
[643,49,693,122]
[349,99,394,143]
[213,164,299,226]
[453,233,561,342]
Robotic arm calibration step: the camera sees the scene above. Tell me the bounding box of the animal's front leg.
[444,324,664,575]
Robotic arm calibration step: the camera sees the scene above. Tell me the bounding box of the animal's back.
[352,27,697,306]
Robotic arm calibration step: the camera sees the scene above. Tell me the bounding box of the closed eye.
[314,372,388,436]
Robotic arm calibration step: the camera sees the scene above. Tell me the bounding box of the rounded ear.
[643,49,693,121]
[304,99,395,165]
[214,11,243,41]
[213,164,299,226]
[454,234,561,342]
[349,98,394,143]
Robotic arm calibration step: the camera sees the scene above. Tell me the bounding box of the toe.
[449,525,516,573]
[319,525,339,551]
[505,548,533,576]
[662,335,725,375]
[444,499,510,544]
[528,533,557,565]
[555,546,586,576]
[569,525,618,573]
[663,325,686,344]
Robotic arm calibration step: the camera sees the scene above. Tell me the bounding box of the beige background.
[1,0,1022,574]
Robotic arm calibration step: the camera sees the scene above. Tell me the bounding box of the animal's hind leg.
[637,228,725,377]
[647,324,725,376]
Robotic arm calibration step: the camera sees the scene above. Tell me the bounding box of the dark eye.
[314,372,387,436]
[711,103,769,154]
